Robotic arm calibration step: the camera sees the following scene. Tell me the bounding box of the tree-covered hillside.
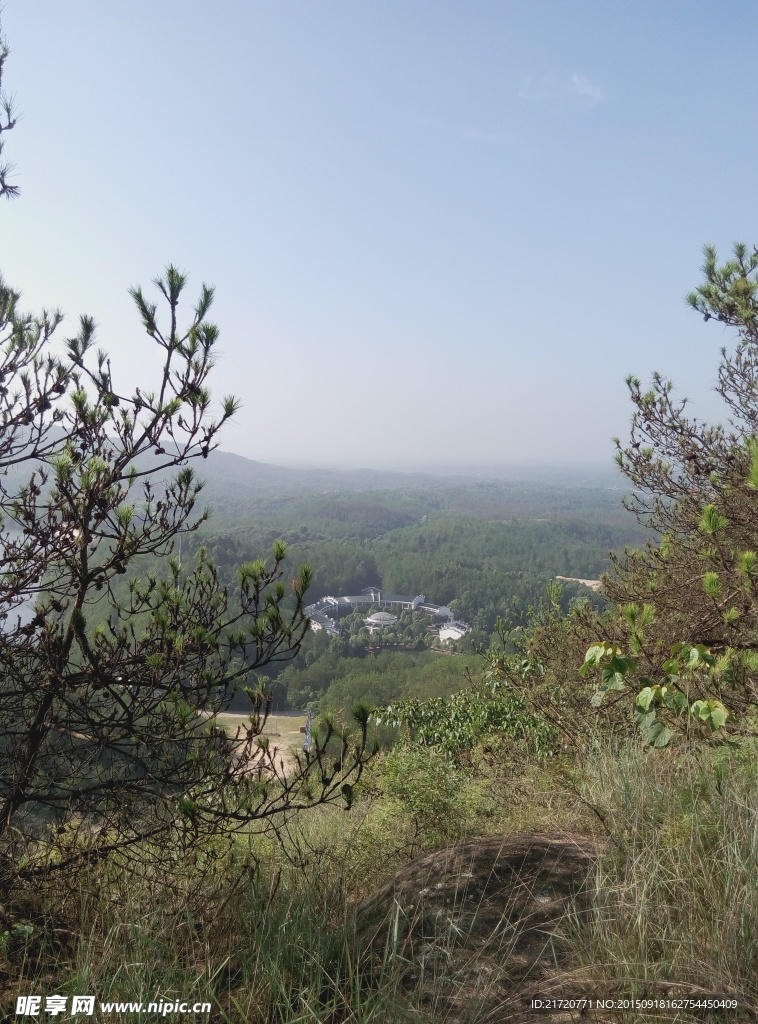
[184,482,644,708]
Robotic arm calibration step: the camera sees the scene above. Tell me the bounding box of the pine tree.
[0,27,371,894]
[0,20,19,199]
[0,269,372,892]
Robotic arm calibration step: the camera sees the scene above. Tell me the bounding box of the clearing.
[213,710,308,774]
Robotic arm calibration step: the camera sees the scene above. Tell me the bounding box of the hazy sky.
[2,1,756,469]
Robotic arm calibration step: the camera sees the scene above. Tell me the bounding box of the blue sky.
[2,1,756,469]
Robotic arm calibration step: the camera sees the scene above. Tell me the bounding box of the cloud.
[519,73,604,107]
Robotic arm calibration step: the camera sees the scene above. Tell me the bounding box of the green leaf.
[664,690,689,713]
[601,666,626,691]
[639,718,674,747]
[690,699,727,731]
[634,707,656,730]
[709,704,727,730]
[697,645,715,667]
[690,700,709,721]
[650,723,675,748]
[580,644,608,675]
[636,686,654,711]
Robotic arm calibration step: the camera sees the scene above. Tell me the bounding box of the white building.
[363,610,398,633]
[418,602,454,621]
[304,588,459,637]
[439,620,471,642]
[306,603,342,636]
[305,589,426,615]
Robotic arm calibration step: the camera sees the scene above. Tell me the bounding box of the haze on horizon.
[259,453,620,485]
[2,1,756,471]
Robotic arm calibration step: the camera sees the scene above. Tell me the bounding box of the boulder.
[355,832,598,1022]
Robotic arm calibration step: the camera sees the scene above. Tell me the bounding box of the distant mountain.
[0,436,456,499]
[339,461,623,489]
[0,432,623,503]
[193,450,469,498]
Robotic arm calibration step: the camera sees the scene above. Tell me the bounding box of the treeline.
[191,514,628,635]
[185,498,639,709]
[373,517,629,608]
[201,478,639,539]
[235,643,478,712]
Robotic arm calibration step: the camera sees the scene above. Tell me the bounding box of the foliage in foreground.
[2,740,756,1022]
[572,742,758,1019]
[0,266,375,899]
[391,246,758,757]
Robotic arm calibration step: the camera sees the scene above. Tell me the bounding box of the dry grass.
[567,741,758,1023]
[2,740,757,1024]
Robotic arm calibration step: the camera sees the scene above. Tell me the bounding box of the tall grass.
[570,740,758,1020]
[2,741,756,1023]
[2,806,481,1023]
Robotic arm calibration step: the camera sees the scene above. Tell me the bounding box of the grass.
[214,711,309,746]
[568,741,758,1021]
[2,739,757,1022]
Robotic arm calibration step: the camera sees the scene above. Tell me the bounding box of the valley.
[177,454,645,713]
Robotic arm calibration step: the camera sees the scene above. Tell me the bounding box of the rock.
[355,832,599,1023]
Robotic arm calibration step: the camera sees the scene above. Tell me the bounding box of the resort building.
[308,588,425,615]
[305,586,470,641]
[438,621,471,642]
[363,610,398,633]
[308,611,342,636]
[418,602,454,621]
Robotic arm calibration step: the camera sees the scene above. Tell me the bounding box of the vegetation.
[191,513,625,709]
[3,20,758,1021]
[0,262,379,902]
[271,646,477,711]
[570,741,758,1008]
[0,23,17,201]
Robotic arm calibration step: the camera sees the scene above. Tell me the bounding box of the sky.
[1,0,757,471]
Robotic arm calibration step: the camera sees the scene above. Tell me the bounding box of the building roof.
[439,620,470,640]
[365,611,397,624]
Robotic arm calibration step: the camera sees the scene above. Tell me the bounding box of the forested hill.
[161,447,621,514]
[184,473,647,666]
[187,450,461,498]
[372,517,630,603]
[187,449,622,501]
[134,459,650,710]
[193,458,633,535]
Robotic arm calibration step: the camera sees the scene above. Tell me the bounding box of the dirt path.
[213,711,308,774]
[555,576,601,591]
